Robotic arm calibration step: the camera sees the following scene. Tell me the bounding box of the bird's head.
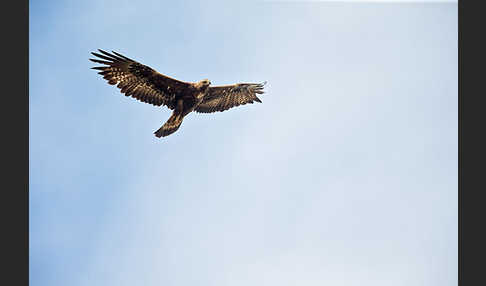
[196,79,211,91]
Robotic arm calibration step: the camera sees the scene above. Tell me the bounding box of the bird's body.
[90,50,266,137]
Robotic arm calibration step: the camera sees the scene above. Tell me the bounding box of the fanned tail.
[154,113,184,138]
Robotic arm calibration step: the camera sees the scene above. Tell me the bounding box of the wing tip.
[111,50,133,61]
[90,49,133,63]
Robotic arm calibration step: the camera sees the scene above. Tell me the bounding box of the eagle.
[90,49,266,137]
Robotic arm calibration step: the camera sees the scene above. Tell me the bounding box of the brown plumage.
[90,49,266,138]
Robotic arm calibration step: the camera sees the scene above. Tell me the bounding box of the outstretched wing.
[90,49,192,109]
[195,82,266,113]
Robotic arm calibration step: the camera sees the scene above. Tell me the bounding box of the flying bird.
[90,49,266,137]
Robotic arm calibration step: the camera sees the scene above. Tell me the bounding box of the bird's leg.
[176,99,184,121]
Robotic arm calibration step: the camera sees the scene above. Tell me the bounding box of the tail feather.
[154,114,184,138]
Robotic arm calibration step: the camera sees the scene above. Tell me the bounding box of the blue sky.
[30,1,457,285]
